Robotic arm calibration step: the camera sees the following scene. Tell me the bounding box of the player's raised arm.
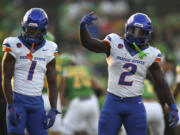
[149,62,179,127]
[2,52,15,104]
[79,12,110,55]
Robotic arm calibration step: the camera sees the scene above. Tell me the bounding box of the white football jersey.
[104,33,162,97]
[3,36,58,96]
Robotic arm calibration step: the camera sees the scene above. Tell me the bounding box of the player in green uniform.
[59,54,103,135]
[143,80,155,99]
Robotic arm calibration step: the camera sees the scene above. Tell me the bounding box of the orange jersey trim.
[155,58,161,62]
[3,46,12,52]
[54,52,58,56]
[104,39,111,46]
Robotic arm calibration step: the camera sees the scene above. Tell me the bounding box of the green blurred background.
[0,0,180,88]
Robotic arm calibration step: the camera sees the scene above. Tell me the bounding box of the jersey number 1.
[119,63,137,86]
[27,61,37,80]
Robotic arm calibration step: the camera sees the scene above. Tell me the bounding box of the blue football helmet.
[124,13,153,46]
[21,8,48,44]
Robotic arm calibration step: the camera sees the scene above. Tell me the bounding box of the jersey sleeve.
[146,47,162,67]
[150,48,162,64]
[104,35,112,46]
[47,42,59,63]
[2,37,16,58]
[85,66,92,76]
[154,52,162,63]
[104,33,120,47]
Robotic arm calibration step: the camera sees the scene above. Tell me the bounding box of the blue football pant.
[98,92,147,135]
[6,92,48,135]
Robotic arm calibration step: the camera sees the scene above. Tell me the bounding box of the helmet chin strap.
[132,42,147,59]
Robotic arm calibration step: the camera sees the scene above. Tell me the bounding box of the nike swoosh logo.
[138,102,142,104]
[42,49,48,51]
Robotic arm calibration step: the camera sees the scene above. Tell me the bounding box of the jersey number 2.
[119,63,137,86]
[27,61,37,80]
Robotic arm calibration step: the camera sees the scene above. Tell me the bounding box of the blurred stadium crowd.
[0,0,180,135]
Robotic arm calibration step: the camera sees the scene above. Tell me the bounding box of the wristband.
[80,23,87,29]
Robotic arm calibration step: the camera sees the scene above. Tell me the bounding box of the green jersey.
[42,52,74,93]
[42,55,63,93]
[142,79,155,99]
[64,65,94,102]
[42,73,61,93]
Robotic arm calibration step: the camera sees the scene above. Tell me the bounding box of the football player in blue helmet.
[21,8,48,45]
[79,12,179,135]
[124,13,153,46]
[2,7,59,135]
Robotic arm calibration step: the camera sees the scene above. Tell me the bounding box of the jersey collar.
[18,36,46,53]
[123,39,149,57]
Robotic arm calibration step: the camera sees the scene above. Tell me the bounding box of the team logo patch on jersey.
[17,43,22,48]
[118,44,123,49]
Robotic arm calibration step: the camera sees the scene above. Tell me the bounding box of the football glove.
[80,11,97,29]
[169,104,179,128]
[7,104,20,126]
[44,108,59,129]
